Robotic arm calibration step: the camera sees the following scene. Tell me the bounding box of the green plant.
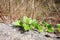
[23,16,35,30]
[29,19,37,29]
[12,20,21,26]
[12,16,55,33]
[23,16,31,24]
[46,24,54,33]
[42,21,48,27]
[12,16,35,31]
[57,24,60,32]
[42,21,54,33]
[36,23,43,32]
[23,23,30,31]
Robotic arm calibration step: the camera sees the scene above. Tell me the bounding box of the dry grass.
[0,0,60,24]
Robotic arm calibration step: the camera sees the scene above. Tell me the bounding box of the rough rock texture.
[0,23,60,40]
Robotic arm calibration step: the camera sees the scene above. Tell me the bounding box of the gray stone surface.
[0,23,60,40]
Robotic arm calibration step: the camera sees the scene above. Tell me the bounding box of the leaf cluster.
[12,16,60,33]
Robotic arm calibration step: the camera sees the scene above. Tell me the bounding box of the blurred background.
[0,0,60,25]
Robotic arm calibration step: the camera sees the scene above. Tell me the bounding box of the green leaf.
[42,21,48,27]
[23,16,31,24]
[12,20,20,26]
[23,23,30,31]
[29,25,35,30]
[37,24,43,32]
[29,19,37,30]
[47,24,54,33]
[31,19,37,26]
[29,20,32,24]
[19,21,23,26]
[57,24,60,32]
[47,28,54,33]
[47,24,53,29]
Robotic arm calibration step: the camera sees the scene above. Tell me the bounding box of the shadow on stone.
[12,25,29,34]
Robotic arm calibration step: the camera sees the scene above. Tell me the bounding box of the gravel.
[0,23,60,40]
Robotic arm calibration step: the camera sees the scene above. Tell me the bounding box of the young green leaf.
[31,19,37,26]
[37,24,43,32]
[29,25,35,30]
[19,21,23,26]
[47,24,54,33]
[29,20,32,24]
[57,24,60,32]
[42,21,48,27]
[47,28,54,33]
[47,24,53,29]
[12,20,20,26]
[23,23,30,31]
[23,16,31,24]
